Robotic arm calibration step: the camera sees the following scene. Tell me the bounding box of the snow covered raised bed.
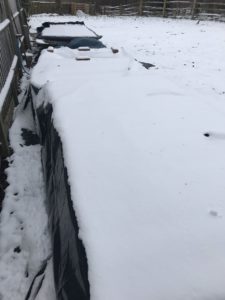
[31,46,225,300]
[36,22,101,48]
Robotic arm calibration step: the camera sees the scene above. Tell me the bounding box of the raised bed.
[36,22,102,47]
[31,45,225,300]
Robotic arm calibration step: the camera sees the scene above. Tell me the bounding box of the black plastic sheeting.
[67,37,106,49]
[25,255,52,300]
[36,22,102,43]
[36,37,106,50]
[32,89,90,300]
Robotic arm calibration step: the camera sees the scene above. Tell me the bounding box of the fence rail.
[25,0,225,19]
[0,0,30,157]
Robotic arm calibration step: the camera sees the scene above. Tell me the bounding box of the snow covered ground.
[30,14,225,300]
[30,14,225,101]
[1,14,225,300]
[0,77,55,300]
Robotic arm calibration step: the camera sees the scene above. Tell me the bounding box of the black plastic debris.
[14,246,21,253]
[204,132,210,137]
[139,61,155,69]
[133,58,155,69]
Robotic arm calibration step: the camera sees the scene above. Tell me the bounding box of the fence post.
[0,116,9,158]
[192,0,197,18]
[56,0,62,14]
[18,9,31,49]
[3,0,17,53]
[139,0,143,15]
[120,4,123,15]
[162,0,167,17]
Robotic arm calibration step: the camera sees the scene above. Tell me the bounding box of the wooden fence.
[99,0,225,19]
[25,0,225,19]
[0,0,30,157]
[25,1,95,15]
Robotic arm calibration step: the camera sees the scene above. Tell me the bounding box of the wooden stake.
[139,0,143,16]
[163,0,167,17]
[192,0,197,19]
[56,0,62,14]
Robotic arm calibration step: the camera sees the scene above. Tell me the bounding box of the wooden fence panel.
[142,0,164,16]
[24,0,225,18]
[198,1,225,16]
[165,0,192,17]
[0,0,29,157]
[97,0,225,18]
[28,1,93,14]
[30,1,57,14]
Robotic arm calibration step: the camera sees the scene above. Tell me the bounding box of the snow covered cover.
[42,24,97,38]
[30,15,225,300]
[0,76,55,300]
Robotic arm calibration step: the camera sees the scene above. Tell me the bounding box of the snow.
[30,15,225,300]
[0,75,55,300]
[29,15,225,99]
[0,19,10,32]
[13,11,19,19]
[42,24,97,38]
[31,48,132,89]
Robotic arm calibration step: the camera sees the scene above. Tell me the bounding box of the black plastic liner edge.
[32,91,90,300]
[36,21,102,42]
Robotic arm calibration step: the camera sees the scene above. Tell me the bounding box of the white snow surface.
[0,76,55,300]
[42,24,97,37]
[0,19,10,32]
[30,15,225,300]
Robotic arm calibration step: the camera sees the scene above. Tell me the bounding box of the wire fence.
[0,0,29,157]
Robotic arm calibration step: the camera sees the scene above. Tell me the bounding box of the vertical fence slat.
[163,0,167,17]
[139,0,144,15]
[192,0,198,18]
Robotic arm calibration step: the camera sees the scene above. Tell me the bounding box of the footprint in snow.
[209,210,222,218]
[203,132,225,140]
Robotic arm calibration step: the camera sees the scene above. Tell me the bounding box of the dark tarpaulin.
[32,90,90,300]
[67,37,106,49]
[36,21,102,42]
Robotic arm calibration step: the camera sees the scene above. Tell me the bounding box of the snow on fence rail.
[0,0,29,157]
[26,0,225,19]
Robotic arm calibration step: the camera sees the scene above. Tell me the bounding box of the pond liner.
[32,92,90,300]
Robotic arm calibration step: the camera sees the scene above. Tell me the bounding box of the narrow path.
[0,77,55,300]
